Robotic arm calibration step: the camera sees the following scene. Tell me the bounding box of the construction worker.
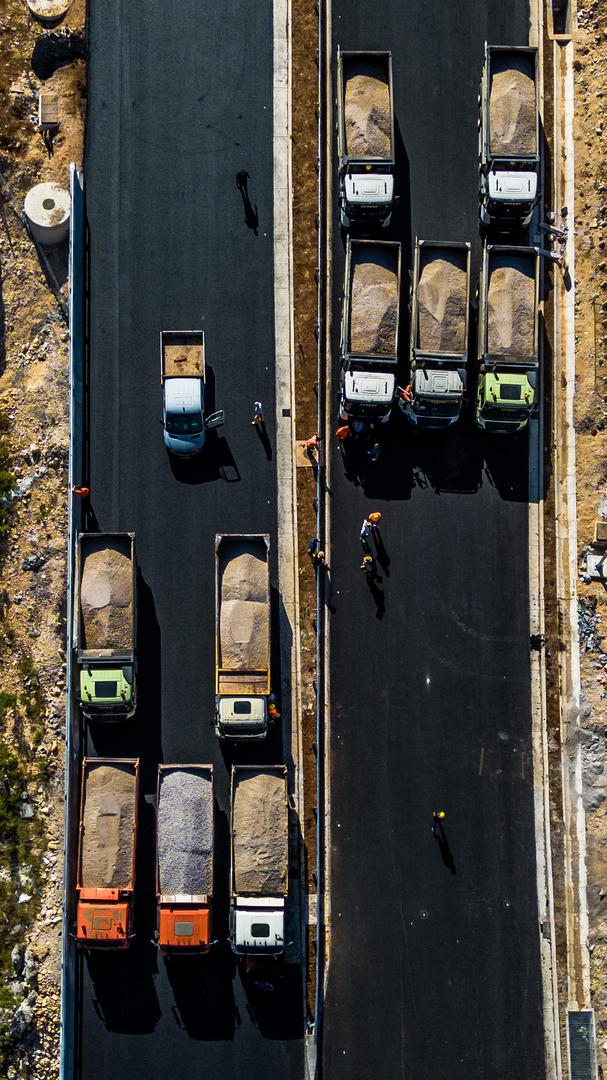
[71,485,90,498]
[335,424,350,441]
[368,512,382,527]
[360,519,372,543]
[432,810,446,835]
[305,433,320,452]
[252,401,264,426]
[360,553,376,576]
[313,550,326,566]
[268,693,281,721]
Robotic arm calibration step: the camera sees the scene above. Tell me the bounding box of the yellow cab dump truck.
[215,534,271,740]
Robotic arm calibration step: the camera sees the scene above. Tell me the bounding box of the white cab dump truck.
[337,49,395,230]
[230,765,288,957]
[476,244,540,434]
[74,533,136,721]
[403,240,471,430]
[161,330,224,456]
[479,44,539,230]
[340,238,401,422]
[215,534,271,740]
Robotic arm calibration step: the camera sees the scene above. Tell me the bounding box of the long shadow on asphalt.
[165,942,238,1041]
[239,962,304,1040]
[167,366,241,485]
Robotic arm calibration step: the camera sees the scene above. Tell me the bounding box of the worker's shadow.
[366,574,385,620]
[434,825,456,876]
[372,531,390,577]
[254,421,272,461]
[235,171,259,235]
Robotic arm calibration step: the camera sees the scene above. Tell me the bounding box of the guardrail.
[60,163,86,1080]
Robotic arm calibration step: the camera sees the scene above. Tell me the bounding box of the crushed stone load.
[219,541,269,671]
[163,342,202,377]
[233,770,288,895]
[350,251,398,355]
[81,763,137,888]
[487,255,536,358]
[489,57,536,156]
[158,767,213,896]
[80,539,133,651]
[344,60,392,159]
[417,254,467,353]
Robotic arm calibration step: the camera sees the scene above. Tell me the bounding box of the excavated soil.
[219,544,269,671]
[350,254,398,355]
[163,342,202,378]
[80,542,133,650]
[344,61,391,159]
[417,254,467,354]
[489,59,536,156]
[80,764,137,889]
[233,770,288,895]
[157,768,213,896]
[487,257,535,357]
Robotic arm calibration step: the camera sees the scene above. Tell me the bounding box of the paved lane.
[80,0,303,1076]
[323,2,546,1077]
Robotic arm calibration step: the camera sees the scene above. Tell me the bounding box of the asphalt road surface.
[323,3,547,1079]
[79,0,303,1077]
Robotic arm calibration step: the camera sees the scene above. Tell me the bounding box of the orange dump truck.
[156,764,214,953]
[76,757,139,949]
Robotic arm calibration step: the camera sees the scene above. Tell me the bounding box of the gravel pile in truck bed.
[81,764,136,888]
[233,770,287,895]
[350,252,398,355]
[344,60,391,158]
[489,59,536,156]
[487,255,536,358]
[219,542,269,671]
[158,767,213,895]
[81,540,132,650]
[418,255,467,353]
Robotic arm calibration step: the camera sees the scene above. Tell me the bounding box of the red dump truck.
[75,757,139,949]
[156,764,215,953]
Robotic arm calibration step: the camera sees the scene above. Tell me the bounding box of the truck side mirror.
[205,410,225,430]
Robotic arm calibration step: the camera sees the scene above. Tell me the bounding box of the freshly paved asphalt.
[80,0,303,1077]
[323,3,547,1079]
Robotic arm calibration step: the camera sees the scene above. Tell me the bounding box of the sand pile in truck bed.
[417,255,467,353]
[81,764,137,888]
[344,60,391,158]
[233,770,288,894]
[489,59,536,156]
[487,256,536,357]
[81,540,133,650]
[350,253,398,355]
[158,768,213,895]
[219,543,269,671]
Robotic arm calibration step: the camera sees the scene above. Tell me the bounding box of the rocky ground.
[572,0,607,1067]
[0,0,85,1076]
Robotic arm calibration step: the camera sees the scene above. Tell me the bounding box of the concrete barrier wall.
[60,163,86,1080]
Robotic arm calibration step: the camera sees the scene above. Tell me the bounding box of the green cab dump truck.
[403,240,471,430]
[74,533,137,721]
[476,244,540,434]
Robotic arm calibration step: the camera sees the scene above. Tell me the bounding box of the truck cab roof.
[164,377,203,414]
[345,174,394,205]
[488,171,538,202]
[343,370,395,406]
[232,902,285,955]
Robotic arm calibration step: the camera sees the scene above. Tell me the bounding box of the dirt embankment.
[573,2,607,1065]
[0,1,86,1076]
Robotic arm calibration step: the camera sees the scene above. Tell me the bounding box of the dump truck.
[479,44,539,230]
[161,330,224,456]
[74,533,136,721]
[156,764,214,953]
[76,757,139,949]
[476,244,540,433]
[403,240,471,430]
[337,49,396,230]
[215,534,271,740]
[340,238,401,422]
[230,765,288,957]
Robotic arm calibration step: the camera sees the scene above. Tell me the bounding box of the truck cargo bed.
[76,533,135,658]
[216,535,270,693]
[79,759,138,890]
[161,330,204,378]
[232,767,288,896]
[157,765,213,899]
[345,239,401,359]
[413,241,470,359]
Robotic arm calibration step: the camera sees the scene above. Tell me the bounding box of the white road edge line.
[529,3,562,1077]
[273,0,305,974]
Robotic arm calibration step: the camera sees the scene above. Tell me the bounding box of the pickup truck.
[161,329,224,456]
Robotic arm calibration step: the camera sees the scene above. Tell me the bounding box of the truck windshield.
[482,403,530,421]
[415,401,459,418]
[165,413,203,435]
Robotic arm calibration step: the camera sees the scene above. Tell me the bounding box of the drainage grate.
[568,1010,597,1080]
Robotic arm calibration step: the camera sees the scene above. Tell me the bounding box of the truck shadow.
[83,937,161,1034]
[164,942,237,1041]
[238,960,304,1040]
[409,410,485,495]
[167,364,241,484]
